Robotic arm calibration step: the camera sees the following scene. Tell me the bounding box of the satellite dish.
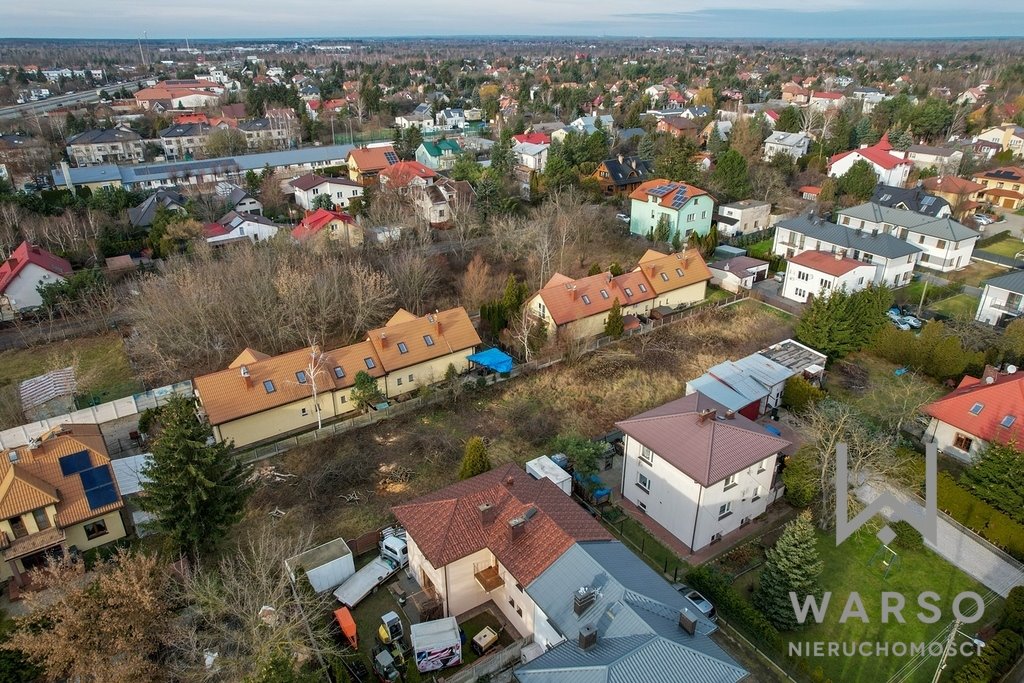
[1008,365,1018,374]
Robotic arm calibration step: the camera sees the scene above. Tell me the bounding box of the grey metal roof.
[159,122,210,139]
[777,214,922,259]
[839,202,978,243]
[517,542,745,683]
[984,270,1024,296]
[869,184,951,218]
[907,144,958,158]
[67,128,142,145]
[127,188,187,228]
[763,131,810,147]
[601,156,653,186]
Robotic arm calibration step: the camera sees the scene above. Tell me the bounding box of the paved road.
[856,482,1023,598]
[0,82,141,120]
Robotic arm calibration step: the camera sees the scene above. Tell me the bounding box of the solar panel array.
[670,189,690,209]
[647,182,679,197]
[80,465,118,511]
[384,151,399,165]
[131,159,240,179]
[59,450,92,477]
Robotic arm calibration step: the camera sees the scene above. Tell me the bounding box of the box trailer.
[333,533,408,608]
[285,537,356,593]
[411,617,462,673]
[525,455,571,495]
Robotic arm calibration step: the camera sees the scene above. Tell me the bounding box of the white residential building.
[289,173,364,210]
[773,214,921,288]
[762,131,811,161]
[976,271,1024,327]
[512,141,550,172]
[715,199,771,237]
[781,251,878,303]
[837,203,979,273]
[617,394,790,552]
[828,136,913,187]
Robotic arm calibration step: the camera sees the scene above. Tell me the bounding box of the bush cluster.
[938,473,1024,559]
[684,565,781,650]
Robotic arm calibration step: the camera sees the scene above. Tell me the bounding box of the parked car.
[973,214,993,226]
[677,586,717,621]
[773,271,785,283]
[615,213,630,224]
[901,314,923,329]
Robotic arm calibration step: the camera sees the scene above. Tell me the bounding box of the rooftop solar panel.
[59,450,92,477]
[85,483,119,510]
[80,465,114,490]
[384,151,399,165]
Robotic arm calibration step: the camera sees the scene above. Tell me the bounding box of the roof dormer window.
[263,380,276,393]
[970,402,984,415]
[398,342,409,354]
[1002,415,1016,428]
[581,295,591,305]
[295,371,307,384]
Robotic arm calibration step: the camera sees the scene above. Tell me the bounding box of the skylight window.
[970,403,984,415]
[333,366,345,379]
[365,357,376,369]
[581,295,591,304]
[423,334,435,346]
[263,380,276,393]
[676,268,684,277]
[639,283,648,293]
[600,289,609,299]
[1002,415,1016,428]
[296,371,307,384]
[660,272,669,282]
[624,287,634,296]
[398,342,409,354]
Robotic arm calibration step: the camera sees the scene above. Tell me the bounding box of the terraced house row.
[194,307,481,449]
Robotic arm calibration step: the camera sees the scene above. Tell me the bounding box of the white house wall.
[4,262,65,310]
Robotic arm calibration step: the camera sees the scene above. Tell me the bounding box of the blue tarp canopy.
[467,348,514,373]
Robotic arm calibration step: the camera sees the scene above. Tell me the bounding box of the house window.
[423,334,435,346]
[334,366,345,379]
[687,213,695,221]
[660,272,669,282]
[639,446,654,464]
[1002,415,1016,428]
[296,371,307,384]
[919,235,925,244]
[397,377,403,386]
[624,287,633,296]
[263,380,276,393]
[364,358,376,369]
[408,374,414,382]
[719,502,733,519]
[757,457,768,473]
[702,211,707,219]
[84,519,109,540]
[970,402,984,415]
[752,486,763,501]
[581,295,591,305]
[300,407,308,416]
[397,342,409,354]
[637,500,647,512]
[638,283,647,293]
[954,433,973,451]
[675,267,684,277]
[724,474,738,490]
[600,289,610,299]
[636,472,651,492]
[842,216,851,225]
[8,516,27,539]
[937,239,947,249]
[340,395,347,403]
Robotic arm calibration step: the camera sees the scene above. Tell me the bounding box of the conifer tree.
[458,436,492,480]
[604,298,625,338]
[139,396,250,559]
[755,511,823,630]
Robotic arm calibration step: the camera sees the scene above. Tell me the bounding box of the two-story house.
[204,211,280,247]
[617,394,790,552]
[237,117,292,151]
[289,173,364,210]
[923,365,1024,462]
[809,91,846,111]
[904,145,963,175]
[66,128,145,166]
[127,188,189,229]
[772,213,922,288]
[290,208,362,246]
[416,140,462,171]
[512,141,550,174]
[976,271,1024,327]
[714,199,771,237]
[762,131,811,161]
[0,424,127,586]
[870,183,952,218]
[972,166,1024,211]
[628,179,714,241]
[836,203,979,273]
[434,108,465,129]
[780,250,878,303]
[976,124,1024,156]
[159,122,211,161]
[828,135,912,187]
[346,144,399,186]
[656,116,699,140]
[921,176,986,220]
[0,242,73,317]
[589,155,653,196]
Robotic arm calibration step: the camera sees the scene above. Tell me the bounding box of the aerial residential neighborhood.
[0,14,1024,683]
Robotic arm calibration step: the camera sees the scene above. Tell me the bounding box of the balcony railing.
[1,526,66,561]
[473,564,504,592]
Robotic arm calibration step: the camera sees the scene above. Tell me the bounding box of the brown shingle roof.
[616,394,790,487]
[0,425,123,526]
[367,307,481,373]
[392,464,611,585]
[635,249,713,295]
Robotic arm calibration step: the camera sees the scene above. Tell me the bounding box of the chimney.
[6,257,16,268]
[578,623,597,650]
[573,586,597,616]
[509,517,525,541]
[981,365,1001,384]
[698,408,717,423]
[570,285,578,300]
[725,410,735,419]
[478,502,496,525]
[379,332,387,347]
[679,608,698,635]
[834,252,843,261]
[617,153,623,165]
[504,475,515,488]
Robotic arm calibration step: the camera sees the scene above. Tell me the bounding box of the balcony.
[991,301,1024,315]
[474,564,505,592]
[1,527,66,561]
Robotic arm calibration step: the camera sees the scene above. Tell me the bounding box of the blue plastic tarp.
[467,348,514,374]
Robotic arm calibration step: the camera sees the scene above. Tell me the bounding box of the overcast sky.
[4,0,1022,39]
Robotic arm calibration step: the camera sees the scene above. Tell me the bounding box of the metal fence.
[438,639,525,683]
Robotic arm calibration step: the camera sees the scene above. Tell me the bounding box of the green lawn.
[826,352,943,429]
[977,236,1024,259]
[746,238,775,260]
[930,293,981,319]
[734,528,1003,683]
[602,509,689,581]
[896,280,927,310]
[946,261,1009,287]
[706,286,737,303]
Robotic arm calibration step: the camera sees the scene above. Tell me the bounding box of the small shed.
[525,455,571,495]
[712,244,747,260]
[285,538,356,593]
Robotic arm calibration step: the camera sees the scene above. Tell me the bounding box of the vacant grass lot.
[733,528,1002,683]
[976,235,1024,259]
[945,261,1008,287]
[238,301,796,547]
[0,332,142,428]
[825,352,943,429]
[930,293,981,319]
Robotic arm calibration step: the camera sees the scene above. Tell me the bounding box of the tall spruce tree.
[755,511,823,630]
[459,436,492,480]
[604,299,625,338]
[139,396,249,559]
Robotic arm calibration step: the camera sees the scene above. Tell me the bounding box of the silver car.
[679,587,717,621]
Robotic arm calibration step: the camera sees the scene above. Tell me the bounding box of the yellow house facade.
[0,424,127,585]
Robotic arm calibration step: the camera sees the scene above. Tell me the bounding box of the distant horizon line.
[2,34,1023,42]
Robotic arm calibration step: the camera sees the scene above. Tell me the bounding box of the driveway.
[989,212,1024,240]
[856,482,1023,598]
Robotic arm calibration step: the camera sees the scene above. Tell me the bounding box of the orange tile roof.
[367,307,481,372]
[789,250,871,277]
[380,161,437,187]
[392,464,611,585]
[347,145,398,173]
[628,179,709,208]
[0,425,122,527]
[635,249,712,296]
[924,369,1024,444]
[535,270,656,327]
[922,176,984,195]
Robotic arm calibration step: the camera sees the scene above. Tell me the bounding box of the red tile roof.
[291,209,355,240]
[828,137,912,171]
[347,145,398,173]
[513,133,551,145]
[203,223,229,238]
[812,91,845,100]
[789,250,870,277]
[392,464,611,584]
[0,242,72,295]
[799,185,821,195]
[924,369,1024,444]
[616,393,791,487]
[379,161,438,187]
[628,179,709,208]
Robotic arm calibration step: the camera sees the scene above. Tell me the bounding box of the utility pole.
[931,620,960,683]
[917,278,930,317]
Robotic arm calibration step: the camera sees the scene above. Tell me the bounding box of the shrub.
[685,565,782,649]
[952,629,1022,683]
[781,376,825,413]
[888,520,923,550]
[458,437,492,480]
[999,586,1024,635]
[937,472,1024,560]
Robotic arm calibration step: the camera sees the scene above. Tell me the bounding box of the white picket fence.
[0,381,194,450]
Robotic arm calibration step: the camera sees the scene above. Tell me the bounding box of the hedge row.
[976,229,1012,248]
[938,473,1024,560]
[952,629,1022,683]
[685,565,782,650]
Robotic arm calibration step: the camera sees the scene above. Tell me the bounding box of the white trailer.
[412,617,462,673]
[333,534,408,608]
[285,538,356,593]
[526,455,571,495]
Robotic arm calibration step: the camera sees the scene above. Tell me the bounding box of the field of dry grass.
[235,300,796,547]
